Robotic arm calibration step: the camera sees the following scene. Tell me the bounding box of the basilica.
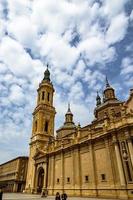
[23,67,133,199]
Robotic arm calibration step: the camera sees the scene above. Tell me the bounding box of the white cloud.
[68,81,84,101]
[9,84,25,105]
[84,69,105,89]
[102,0,128,18]
[7,0,31,20]
[120,57,133,87]
[0,37,32,76]
[73,60,86,79]
[126,43,133,52]
[0,36,44,80]
[0,19,6,40]
[8,16,38,48]
[79,36,116,65]
[121,57,133,75]
[106,13,128,44]
[38,33,79,70]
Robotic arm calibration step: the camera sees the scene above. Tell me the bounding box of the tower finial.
[106,76,110,88]
[66,102,72,115]
[43,64,50,82]
[64,102,74,125]
[68,102,71,112]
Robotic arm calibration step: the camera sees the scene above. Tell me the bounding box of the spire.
[43,64,50,82]
[96,91,101,106]
[65,103,74,124]
[67,103,71,113]
[106,76,110,88]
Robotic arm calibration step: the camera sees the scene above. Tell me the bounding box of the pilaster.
[72,149,75,193]
[60,148,64,192]
[51,155,55,195]
[112,135,126,187]
[74,147,81,196]
[89,140,97,197]
[104,138,115,187]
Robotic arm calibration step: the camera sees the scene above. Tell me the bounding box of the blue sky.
[0,0,133,164]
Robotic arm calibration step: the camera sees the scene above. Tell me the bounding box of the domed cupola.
[56,103,76,138]
[65,103,74,124]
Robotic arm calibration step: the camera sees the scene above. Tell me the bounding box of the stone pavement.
[3,193,118,200]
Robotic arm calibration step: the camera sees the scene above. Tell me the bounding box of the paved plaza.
[2,193,118,200]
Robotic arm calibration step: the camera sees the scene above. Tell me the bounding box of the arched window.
[48,92,50,101]
[42,91,45,100]
[44,121,48,132]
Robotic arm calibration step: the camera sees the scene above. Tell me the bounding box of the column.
[32,164,37,193]
[43,164,47,189]
[127,139,133,167]
[113,138,126,186]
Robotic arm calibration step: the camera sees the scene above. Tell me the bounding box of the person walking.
[61,192,67,200]
[55,192,61,200]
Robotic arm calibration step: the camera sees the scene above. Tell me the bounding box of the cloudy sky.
[0,0,133,164]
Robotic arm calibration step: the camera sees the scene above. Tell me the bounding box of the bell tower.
[32,65,55,141]
[25,65,56,193]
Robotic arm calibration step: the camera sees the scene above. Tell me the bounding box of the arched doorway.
[37,167,44,193]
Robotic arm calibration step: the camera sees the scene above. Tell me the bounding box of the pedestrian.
[61,192,67,200]
[55,192,61,200]
[0,189,3,200]
[41,189,48,198]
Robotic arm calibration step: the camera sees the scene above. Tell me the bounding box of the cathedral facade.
[25,67,133,199]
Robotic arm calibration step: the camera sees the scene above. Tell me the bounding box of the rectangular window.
[101,174,106,181]
[42,91,45,100]
[85,175,89,182]
[67,177,70,183]
[57,178,60,184]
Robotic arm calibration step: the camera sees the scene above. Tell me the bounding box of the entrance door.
[37,168,44,193]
